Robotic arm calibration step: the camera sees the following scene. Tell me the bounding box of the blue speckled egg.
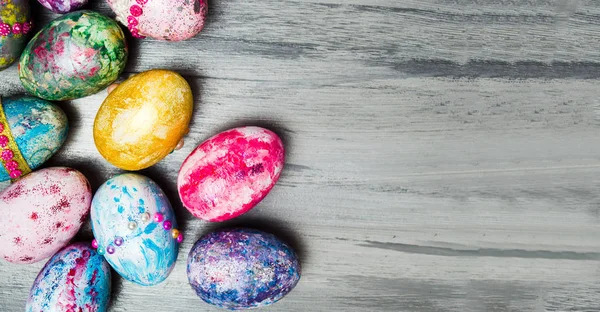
[91,173,180,286]
[0,96,68,181]
[187,228,301,310]
[26,242,111,312]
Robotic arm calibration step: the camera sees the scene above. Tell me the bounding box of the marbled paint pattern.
[0,167,92,264]
[19,11,128,100]
[0,0,30,70]
[108,0,207,41]
[26,242,111,312]
[37,0,87,14]
[178,127,285,222]
[187,228,301,310]
[91,173,179,286]
[0,96,68,182]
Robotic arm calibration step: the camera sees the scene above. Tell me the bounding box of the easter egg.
[107,0,207,41]
[0,0,33,70]
[26,242,111,312]
[187,228,301,309]
[0,167,92,264]
[19,11,128,101]
[93,69,193,171]
[0,96,68,182]
[90,173,181,286]
[38,0,88,14]
[178,127,284,222]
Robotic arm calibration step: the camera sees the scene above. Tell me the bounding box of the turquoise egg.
[0,96,68,181]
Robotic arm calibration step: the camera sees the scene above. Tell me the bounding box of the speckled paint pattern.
[0,167,92,264]
[178,127,285,222]
[91,173,180,286]
[0,96,68,182]
[37,0,87,14]
[93,69,193,171]
[107,0,207,41]
[26,242,111,312]
[18,10,128,100]
[187,228,301,310]
[0,0,31,70]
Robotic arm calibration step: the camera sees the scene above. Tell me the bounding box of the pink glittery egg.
[0,167,92,264]
[107,0,207,41]
[178,127,285,222]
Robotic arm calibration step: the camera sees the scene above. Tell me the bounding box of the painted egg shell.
[26,242,111,312]
[93,69,193,171]
[38,0,88,14]
[0,167,92,264]
[19,11,128,101]
[178,127,284,222]
[108,0,207,41]
[0,0,32,70]
[91,173,181,286]
[0,96,68,182]
[187,228,301,310]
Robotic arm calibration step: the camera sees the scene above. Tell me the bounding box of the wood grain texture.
[1,0,600,311]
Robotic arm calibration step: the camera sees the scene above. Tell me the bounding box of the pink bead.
[9,169,21,179]
[12,23,22,35]
[130,5,143,17]
[106,245,115,254]
[0,123,5,133]
[154,213,164,223]
[0,136,8,148]
[127,16,138,26]
[176,233,183,243]
[0,23,10,36]
[5,160,17,171]
[91,239,98,249]
[22,21,31,34]
[2,149,14,161]
[136,0,148,5]
[163,220,172,230]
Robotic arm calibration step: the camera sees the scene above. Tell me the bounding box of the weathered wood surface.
[1,0,600,311]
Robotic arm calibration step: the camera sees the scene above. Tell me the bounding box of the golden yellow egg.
[93,69,193,170]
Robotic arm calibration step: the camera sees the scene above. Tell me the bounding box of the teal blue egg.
[0,96,68,181]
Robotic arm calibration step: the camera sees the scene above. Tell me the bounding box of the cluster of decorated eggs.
[0,0,301,311]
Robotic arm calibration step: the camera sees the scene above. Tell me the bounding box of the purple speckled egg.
[38,0,87,13]
[107,0,207,41]
[187,228,301,310]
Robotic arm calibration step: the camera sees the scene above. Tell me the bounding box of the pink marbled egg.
[107,0,207,41]
[0,167,92,264]
[178,127,285,222]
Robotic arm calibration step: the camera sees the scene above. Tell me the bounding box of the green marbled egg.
[18,11,127,101]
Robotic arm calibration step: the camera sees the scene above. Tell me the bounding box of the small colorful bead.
[114,236,124,246]
[22,21,31,34]
[9,170,21,179]
[97,247,105,255]
[0,123,5,133]
[12,23,22,35]
[128,221,138,230]
[0,135,8,147]
[127,16,138,26]
[176,233,184,243]
[163,220,172,231]
[141,212,151,222]
[0,23,10,36]
[136,0,148,5]
[106,245,115,254]
[5,160,17,171]
[154,213,164,223]
[171,229,180,239]
[91,239,99,249]
[130,5,143,17]
[2,149,14,161]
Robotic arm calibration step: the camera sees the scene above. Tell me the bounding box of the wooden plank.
[1,0,600,311]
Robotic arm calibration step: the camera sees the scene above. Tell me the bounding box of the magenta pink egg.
[178,127,285,222]
[0,167,92,264]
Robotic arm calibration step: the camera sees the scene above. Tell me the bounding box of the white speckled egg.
[90,173,181,286]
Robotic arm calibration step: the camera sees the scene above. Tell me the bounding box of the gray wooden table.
[2,0,600,311]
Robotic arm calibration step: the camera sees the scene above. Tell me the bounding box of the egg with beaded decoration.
[187,228,301,309]
[0,0,33,70]
[0,96,68,182]
[37,0,88,14]
[0,167,92,264]
[93,69,193,171]
[90,173,182,286]
[178,127,285,222]
[19,11,128,101]
[107,0,207,41]
[26,242,111,312]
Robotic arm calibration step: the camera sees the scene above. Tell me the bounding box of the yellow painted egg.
[93,69,193,170]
